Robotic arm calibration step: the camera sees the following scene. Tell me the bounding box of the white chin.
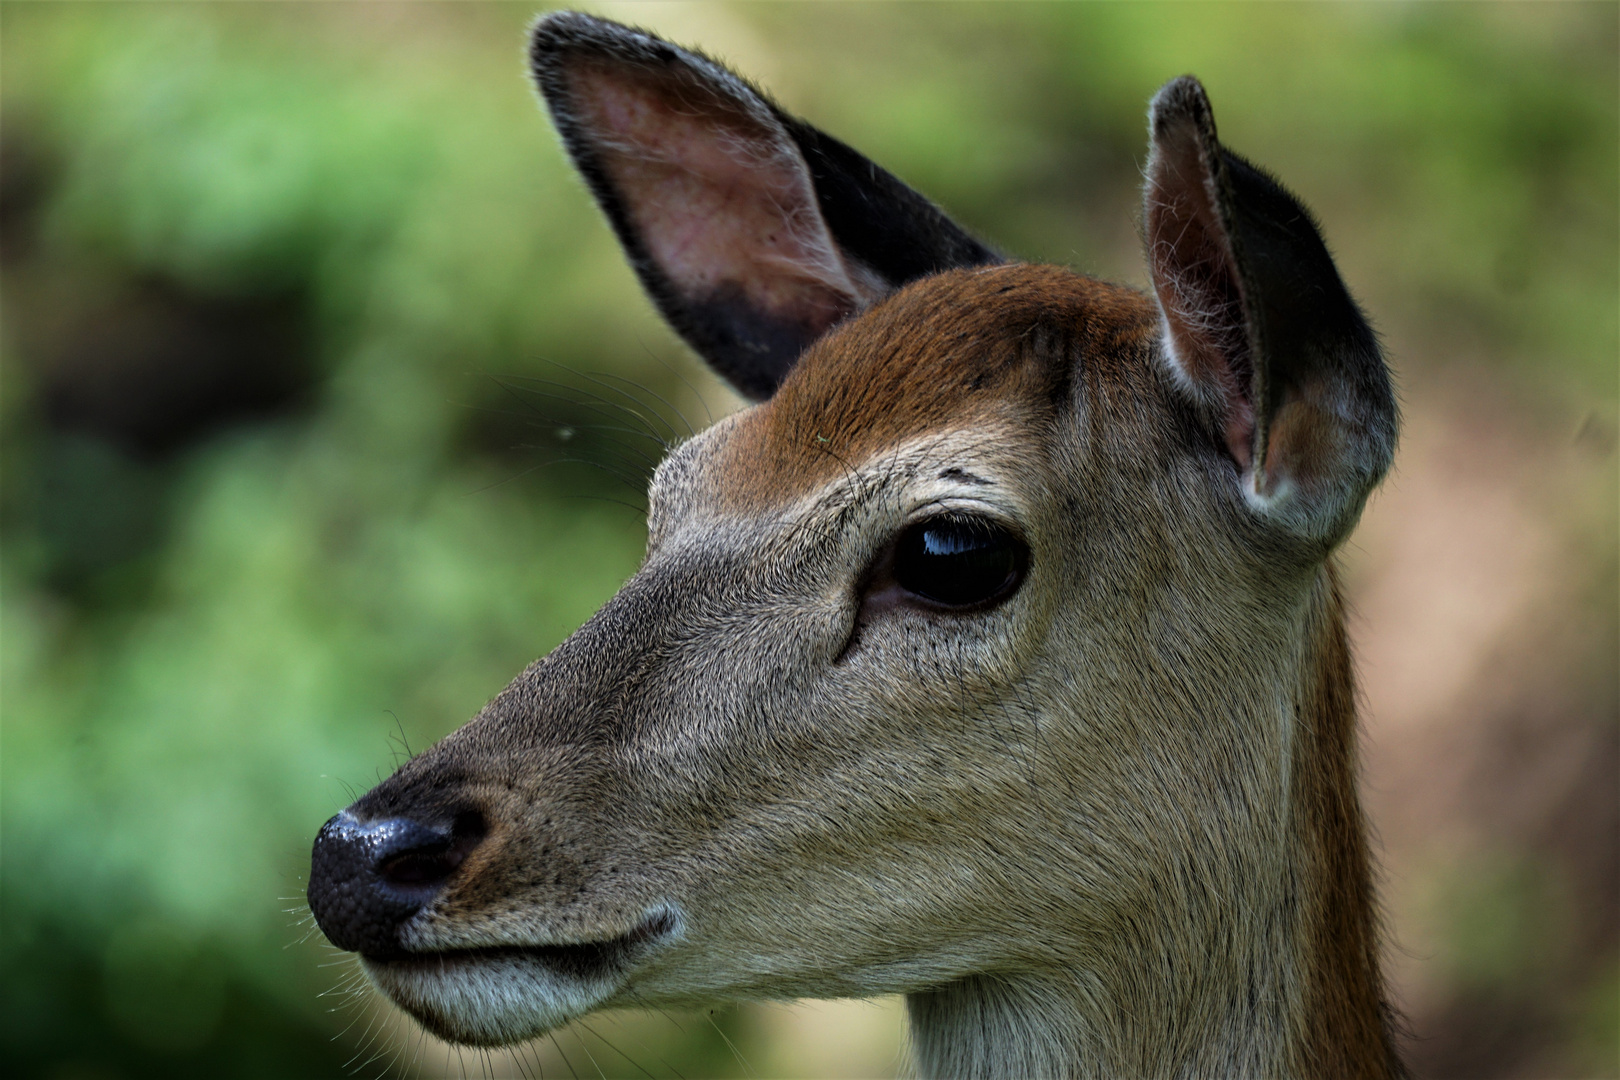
[363,949,621,1047]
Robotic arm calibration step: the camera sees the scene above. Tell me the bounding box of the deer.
[307,11,1404,1078]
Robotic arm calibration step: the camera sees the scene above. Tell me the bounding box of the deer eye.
[892,514,1028,610]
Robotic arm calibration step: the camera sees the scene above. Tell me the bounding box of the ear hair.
[1144,78,1258,469]
[530,11,999,402]
[1144,76,1396,548]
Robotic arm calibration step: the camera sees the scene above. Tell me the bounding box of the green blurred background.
[2,3,1614,1078]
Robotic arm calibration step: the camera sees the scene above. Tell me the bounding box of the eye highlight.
[890,513,1028,610]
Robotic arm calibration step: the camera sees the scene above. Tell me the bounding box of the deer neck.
[905,567,1399,1080]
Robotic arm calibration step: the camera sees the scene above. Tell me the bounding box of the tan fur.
[341,261,1403,1077]
[302,19,1404,1074]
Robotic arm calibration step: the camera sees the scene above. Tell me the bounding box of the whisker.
[460,399,666,472]
[566,1025,610,1080]
[636,337,715,428]
[508,1040,537,1080]
[487,372,672,455]
[555,492,651,519]
[548,1031,581,1080]
[550,361,687,445]
[575,1016,660,1080]
[516,367,677,452]
[473,382,670,476]
[595,369,697,441]
[462,456,649,506]
[703,1011,755,1080]
[521,1038,548,1080]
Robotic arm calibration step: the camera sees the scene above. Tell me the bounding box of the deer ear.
[531,12,999,402]
[1144,76,1396,548]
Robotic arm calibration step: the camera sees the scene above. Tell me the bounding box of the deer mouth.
[360,908,681,1046]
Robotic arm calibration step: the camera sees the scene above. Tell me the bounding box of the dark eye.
[891,514,1028,609]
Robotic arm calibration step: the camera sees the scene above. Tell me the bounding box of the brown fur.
[308,15,1406,1077]
[335,261,1404,1077]
[1293,570,1405,1077]
[718,265,1155,509]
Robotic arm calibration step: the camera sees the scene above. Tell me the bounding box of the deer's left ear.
[1144,76,1396,549]
[530,12,999,402]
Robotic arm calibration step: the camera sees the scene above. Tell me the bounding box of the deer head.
[308,13,1401,1078]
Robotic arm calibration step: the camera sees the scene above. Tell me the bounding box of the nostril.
[307,808,488,959]
[376,811,485,888]
[378,846,454,886]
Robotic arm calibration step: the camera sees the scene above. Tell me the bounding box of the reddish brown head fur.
[719,265,1157,508]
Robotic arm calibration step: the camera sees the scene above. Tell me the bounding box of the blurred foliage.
[1,3,1614,1078]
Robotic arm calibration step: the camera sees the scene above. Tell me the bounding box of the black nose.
[307,810,485,959]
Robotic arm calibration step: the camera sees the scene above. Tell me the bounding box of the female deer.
[308,13,1403,1078]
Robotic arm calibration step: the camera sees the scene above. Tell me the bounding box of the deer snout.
[307,809,486,959]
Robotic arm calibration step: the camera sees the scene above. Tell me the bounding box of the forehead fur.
[713,263,1158,507]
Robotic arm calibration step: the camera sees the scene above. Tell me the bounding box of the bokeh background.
[2,2,1615,1078]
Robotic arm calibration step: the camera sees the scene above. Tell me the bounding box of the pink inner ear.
[1146,120,1255,468]
[569,61,875,332]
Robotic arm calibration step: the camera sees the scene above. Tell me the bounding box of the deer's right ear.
[530,12,999,401]
[1143,77,1397,549]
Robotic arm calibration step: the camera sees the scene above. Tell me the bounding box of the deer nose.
[307,810,485,959]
